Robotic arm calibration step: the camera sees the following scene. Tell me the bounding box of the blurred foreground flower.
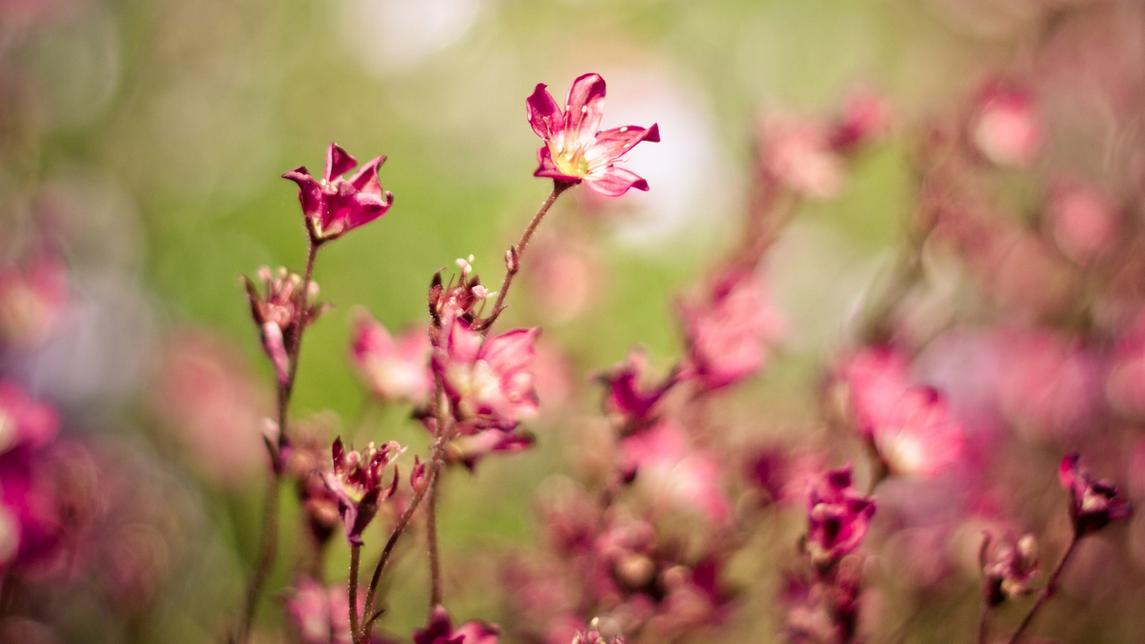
[968,80,1041,168]
[350,311,432,406]
[980,532,1039,606]
[0,254,67,349]
[286,577,355,644]
[805,467,876,568]
[1058,453,1131,535]
[283,143,394,242]
[412,604,499,644]
[528,73,660,196]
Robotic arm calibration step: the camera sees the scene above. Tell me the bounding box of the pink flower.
[979,532,1038,606]
[285,577,354,644]
[1058,453,1132,535]
[870,386,965,478]
[618,421,731,523]
[283,142,394,242]
[243,266,327,386]
[446,430,535,472]
[323,438,402,545]
[0,382,58,455]
[836,346,912,440]
[969,81,1042,168]
[805,467,876,567]
[828,89,891,154]
[433,316,539,432]
[0,254,67,349]
[596,349,681,428]
[679,271,784,390]
[350,311,432,406]
[527,73,660,196]
[757,113,845,200]
[1046,181,1118,265]
[413,604,500,644]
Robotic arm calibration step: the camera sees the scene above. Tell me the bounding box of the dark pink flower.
[781,560,862,643]
[413,604,500,644]
[979,532,1038,606]
[243,266,327,386]
[323,438,402,545]
[1058,453,1132,535]
[527,73,660,196]
[596,349,681,428]
[679,270,784,390]
[805,467,876,567]
[0,381,58,455]
[969,81,1042,168]
[428,256,496,329]
[433,316,539,432]
[283,142,394,242]
[350,310,432,405]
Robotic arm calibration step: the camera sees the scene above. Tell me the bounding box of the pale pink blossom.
[1046,181,1118,265]
[350,310,432,406]
[0,255,67,349]
[618,421,730,523]
[969,81,1042,168]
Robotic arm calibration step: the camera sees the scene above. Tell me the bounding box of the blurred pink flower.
[679,270,784,390]
[619,421,730,523]
[744,446,823,507]
[596,349,681,428]
[758,113,844,200]
[829,89,891,154]
[323,438,403,545]
[412,604,500,644]
[806,467,876,567]
[1046,181,1118,265]
[433,316,539,432]
[528,73,660,196]
[243,266,327,386]
[836,346,912,440]
[282,142,394,242]
[871,386,965,478]
[980,532,1038,606]
[285,576,354,644]
[0,255,67,349]
[350,310,432,406]
[1107,312,1145,419]
[446,430,535,472]
[996,329,1102,440]
[969,81,1042,168]
[0,381,58,455]
[1059,453,1131,535]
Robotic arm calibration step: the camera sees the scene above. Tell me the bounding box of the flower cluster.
[243,266,327,387]
[323,438,403,545]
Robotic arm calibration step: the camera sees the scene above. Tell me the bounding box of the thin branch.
[348,544,361,644]
[1007,532,1080,643]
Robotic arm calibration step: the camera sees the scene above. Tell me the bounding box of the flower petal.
[526,83,563,140]
[282,167,322,218]
[587,123,660,166]
[565,72,606,141]
[325,143,358,181]
[585,166,649,197]
[348,155,385,193]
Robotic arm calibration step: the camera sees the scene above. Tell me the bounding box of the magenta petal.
[325,143,358,181]
[347,191,393,229]
[282,168,322,218]
[565,72,606,136]
[585,166,649,197]
[349,155,385,193]
[591,123,660,161]
[526,83,563,140]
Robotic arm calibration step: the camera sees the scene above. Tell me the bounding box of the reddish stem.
[1007,532,1080,643]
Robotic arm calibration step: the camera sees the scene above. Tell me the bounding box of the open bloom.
[679,270,784,390]
[283,142,394,241]
[805,467,876,567]
[350,311,432,406]
[323,438,402,545]
[244,266,326,386]
[413,604,500,644]
[433,316,539,433]
[1058,453,1132,535]
[527,72,660,196]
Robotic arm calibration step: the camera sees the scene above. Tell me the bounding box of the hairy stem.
[348,544,361,644]
[1007,533,1080,643]
[427,462,443,609]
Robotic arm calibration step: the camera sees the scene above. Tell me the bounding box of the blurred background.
[2,0,1145,642]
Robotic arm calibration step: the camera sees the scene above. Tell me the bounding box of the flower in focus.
[968,81,1041,168]
[323,438,403,545]
[805,467,876,567]
[243,266,327,386]
[0,254,67,349]
[596,349,681,429]
[285,576,354,644]
[282,142,394,242]
[350,310,432,406]
[1058,453,1132,535]
[979,532,1038,607]
[527,72,660,196]
[412,604,500,644]
[679,270,784,390]
[433,315,539,433]
[428,256,495,329]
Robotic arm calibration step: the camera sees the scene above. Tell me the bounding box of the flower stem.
[233,239,321,643]
[348,544,361,644]
[484,182,569,329]
[1007,532,1080,643]
[427,462,443,608]
[978,605,989,644]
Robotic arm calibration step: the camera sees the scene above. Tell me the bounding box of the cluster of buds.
[979,532,1039,607]
[282,142,394,243]
[1058,453,1132,535]
[412,604,500,644]
[527,72,661,196]
[323,438,403,545]
[350,310,433,407]
[804,467,876,569]
[427,256,496,331]
[243,266,327,387]
[678,270,784,391]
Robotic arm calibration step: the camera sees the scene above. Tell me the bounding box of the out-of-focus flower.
[323,438,402,545]
[0,255,67,349]
[996,329,1102,440]
[781,560,862,644]
[285,576,353,644]
[1058,453,1132,535]
[871,386,965,478]
[1107,312,1145,419]
[805,467,876,567]
[412,604,500,644]
[678,270,784,391]
[446,430,535,472]
[282,142,394,242]
[572,618,625,644]
[524,237,601,323]
[284,428,341,548]
[828,90,891,154]
[980,532,1038,606]
[0,382,58,455]
[758,113,844,200]
[243,266,327,386]
[744,446,823,507]
[1046,181,1118,265]
[968,81,1041,168]
[527,73,660,197]
[350,310,432,406]
[433,315,539,433]
[835,346,912,440]
[596,349,681,429]
[618,421,730,523]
